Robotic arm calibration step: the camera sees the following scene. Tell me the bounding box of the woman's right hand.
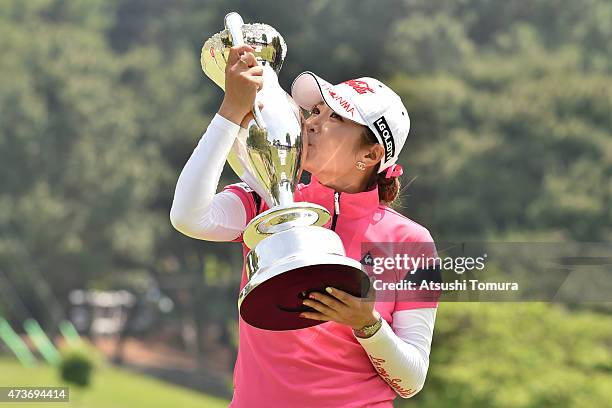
[218,45,263,126]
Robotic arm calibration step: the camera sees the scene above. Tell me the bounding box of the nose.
[305,113,322,135]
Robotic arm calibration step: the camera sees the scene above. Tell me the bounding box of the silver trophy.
[201,13,369,330]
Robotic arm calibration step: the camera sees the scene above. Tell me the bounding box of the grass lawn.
[0,357,229,408]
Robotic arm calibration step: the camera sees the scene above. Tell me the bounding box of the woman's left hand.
[300,279,379,330]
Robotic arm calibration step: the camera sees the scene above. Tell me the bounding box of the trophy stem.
[243,203,331,249]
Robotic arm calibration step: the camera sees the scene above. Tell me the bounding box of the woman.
[170,45,439,407]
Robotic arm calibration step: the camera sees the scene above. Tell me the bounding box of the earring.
[356,161,366,171]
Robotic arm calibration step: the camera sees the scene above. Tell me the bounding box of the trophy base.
[239,254,369,331]
[243,203,331,249]
[238,226,370,331]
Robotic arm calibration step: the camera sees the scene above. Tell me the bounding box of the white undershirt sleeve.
[354,307,437,398]
[170,114,248,241]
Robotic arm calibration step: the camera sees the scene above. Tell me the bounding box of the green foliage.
[391,45,611,240]
[0,0,206,303]
[58,342,100,387]
[398,303,612,407]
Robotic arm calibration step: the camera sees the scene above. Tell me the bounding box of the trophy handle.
[224,12,245,46]
[224,12,267,129]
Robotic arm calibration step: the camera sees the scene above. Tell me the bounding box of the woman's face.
[301,102,368,184]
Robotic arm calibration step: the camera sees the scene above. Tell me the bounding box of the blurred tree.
[400,303,612,407]
[390,46,611,241]
[0,0,216,317]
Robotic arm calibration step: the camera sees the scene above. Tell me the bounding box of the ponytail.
[376,172,401,205]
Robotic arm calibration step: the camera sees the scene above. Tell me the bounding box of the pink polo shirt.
[225,176,438,407]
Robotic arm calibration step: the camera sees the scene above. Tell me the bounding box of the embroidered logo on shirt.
[369,355,416,398]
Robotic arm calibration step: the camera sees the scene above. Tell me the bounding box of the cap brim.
[291,72,367,125]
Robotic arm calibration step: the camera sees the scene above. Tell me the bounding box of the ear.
[359,144,384,167]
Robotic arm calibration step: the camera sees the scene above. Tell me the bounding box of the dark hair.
[361,127,401,205]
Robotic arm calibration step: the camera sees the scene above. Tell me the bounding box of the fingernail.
[325,287,333,294]
[299,313,305,318]
[308,293,316,299]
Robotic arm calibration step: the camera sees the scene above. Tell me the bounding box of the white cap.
[291,71,410,173]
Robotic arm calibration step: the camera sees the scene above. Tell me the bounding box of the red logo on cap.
[342,79,375,95]
[322,84,355,116]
